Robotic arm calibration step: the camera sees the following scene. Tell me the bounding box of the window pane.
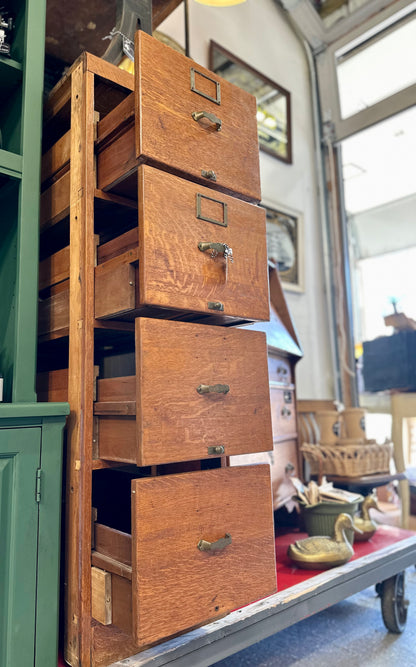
[336,17,416,119]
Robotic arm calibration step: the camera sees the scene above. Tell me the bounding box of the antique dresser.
[231,264,303,511]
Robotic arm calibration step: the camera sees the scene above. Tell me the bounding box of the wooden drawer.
[96,31,261,203]
[91,466,277,647]
[95,317,273,465]
[95,165,269,323]
[268,355,293,386]
[231,439,300,511]
[270,386,297,441]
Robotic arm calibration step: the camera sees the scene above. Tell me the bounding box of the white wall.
[159,0,335,398]
[351,194,416,259]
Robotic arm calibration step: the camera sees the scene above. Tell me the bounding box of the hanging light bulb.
[194,0,247,6]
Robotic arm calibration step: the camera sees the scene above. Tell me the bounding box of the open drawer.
[38,165,269,336]
[95,31,261,203]
[95,164,269,324]
[91,465,277,647]
[95,317,273,465]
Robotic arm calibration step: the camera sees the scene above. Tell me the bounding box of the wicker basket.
[301,441,393,478]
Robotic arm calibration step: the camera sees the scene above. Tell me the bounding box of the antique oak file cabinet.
[38,32,277,666]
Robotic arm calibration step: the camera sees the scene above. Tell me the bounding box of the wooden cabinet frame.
[42,39,275,666]
[43,54,136,667]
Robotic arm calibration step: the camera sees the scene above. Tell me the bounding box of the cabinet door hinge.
[35,468,42,503]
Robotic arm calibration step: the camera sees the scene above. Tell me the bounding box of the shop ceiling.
[45,0,183,65]
[277,0,414,51]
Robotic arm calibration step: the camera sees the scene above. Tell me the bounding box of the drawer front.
[96,317,273,465]
[270,386,297,440]
[95,166,269,322]
[231,439,300,510]
[268,355,293,386]
[135,31,261,203]
[138,165,269,321]
[131,466,276,646]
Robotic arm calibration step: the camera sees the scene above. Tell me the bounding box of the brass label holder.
[196,193,228,227]
[190,67,221,105]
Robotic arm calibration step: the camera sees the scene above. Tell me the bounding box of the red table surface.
[276,524,415,590]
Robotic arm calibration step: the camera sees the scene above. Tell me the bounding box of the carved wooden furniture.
[39,33,277,667]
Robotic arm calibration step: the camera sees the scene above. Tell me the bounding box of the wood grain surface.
[39,245,70,291]
[91,567,112,626]
[135,32,261,203]
[41,129,70,184]
[96,32,261,203]
[40,170,70,231]
[36,367,69,402]
[97,227,138,264]
[95,164,269,322]
[38,288,69,337]
[64,61,96,667]
[95,318,272,465]
[138,165,269,321]
[131,465,276,646]
[95,523,132,565]
[95,252,137,318]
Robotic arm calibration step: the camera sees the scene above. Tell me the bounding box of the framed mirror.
[209,41,292,164]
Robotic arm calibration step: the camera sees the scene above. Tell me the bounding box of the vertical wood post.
[64,60,96,667]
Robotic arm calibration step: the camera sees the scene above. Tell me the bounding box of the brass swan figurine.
[353,494,380,541]
[287,513,361,569]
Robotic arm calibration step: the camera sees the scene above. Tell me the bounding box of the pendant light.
[194,0,247,6]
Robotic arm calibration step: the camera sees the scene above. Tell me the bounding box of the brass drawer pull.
[197,384,230,395]
[281,406,292,418]
[198,533,232,552]
[207,301,224,311]
[201,169,217,181]
[208,445,225,455]
[198,242,233,262]
[192,110,222,131]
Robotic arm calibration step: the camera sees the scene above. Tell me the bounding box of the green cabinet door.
[0,426,41,667]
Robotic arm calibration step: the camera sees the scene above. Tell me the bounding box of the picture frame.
[209,41,292,164]
[262,202,304,292]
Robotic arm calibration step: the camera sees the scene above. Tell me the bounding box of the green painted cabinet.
[0,426,41,666]
[0,0,47,402]
[0,405,68,667]
[0,1,70,665]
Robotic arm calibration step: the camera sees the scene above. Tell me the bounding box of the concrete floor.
[214,567,416,667]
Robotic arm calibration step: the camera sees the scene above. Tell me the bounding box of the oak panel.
[131,466,276,646]
[96,32,261,203]
[97,318,273,465]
